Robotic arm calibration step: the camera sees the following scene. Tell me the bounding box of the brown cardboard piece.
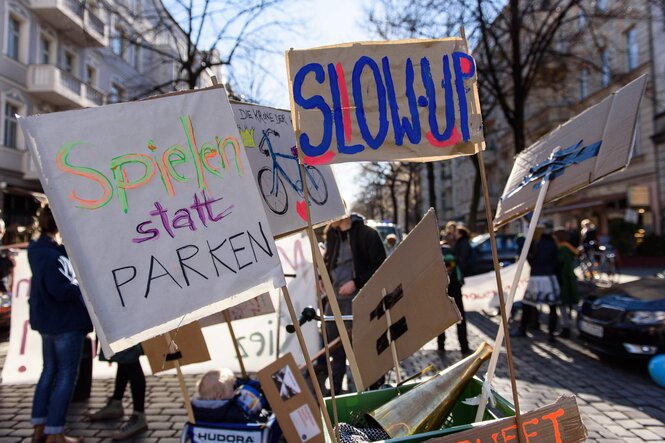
[141,321,210,374]
[198,293,275,327]
[352,209,462,388]
[258,353,325,443]
[494,75,647,227]
[286,38,484,164]
[428,395,587,443]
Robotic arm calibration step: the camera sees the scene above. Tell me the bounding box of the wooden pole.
[163,332,196,423]
[275,295,283,359]
[282,286,337,442]
[223,310,248,378]
[474,149,558,422]
[318,291,340,442]
[383,288,402,384]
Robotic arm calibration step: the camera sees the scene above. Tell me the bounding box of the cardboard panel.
[352,209,461,388]
[198,293,275,327]
[428,396,587,443]
[141,321,210,374]
[258,353,324,443]
[231,102,346,237]
[495,75,647,227]
[286,38,484,164]
[18,87,286,355]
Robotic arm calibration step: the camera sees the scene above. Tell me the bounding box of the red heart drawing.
[296,200,309,222]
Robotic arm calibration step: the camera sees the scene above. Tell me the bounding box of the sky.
[260,0,374,206]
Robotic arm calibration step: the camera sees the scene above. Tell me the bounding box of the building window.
[601,49,610,87]
[85,65,96,86]
[40,35,52,64]
[627,28,638,71]
[578,10,588,30]
[109,83,126,104]
[112,27,127,58]
[7,15,21,61]
[596,0,607,11]
[580,69,588,99]
[4,102,20,149]
[62,50,76,74]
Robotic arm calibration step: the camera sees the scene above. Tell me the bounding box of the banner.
[232,102,345,237]
[287,38,484,164]
[19,88,286,355]
[2,233,319,382]
[495,75,647,227]
[461,262,530,312]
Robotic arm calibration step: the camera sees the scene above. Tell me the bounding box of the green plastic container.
[323,376,514,443]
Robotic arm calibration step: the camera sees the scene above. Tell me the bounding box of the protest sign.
[495,75,647,227]
[19,87,286,355]
[286,38,484,164]
[2,234,318,383]
[428,396,586,443]
[231,102,345,236]
[258,353,324,443]
[462,262,530,312]
[353,210,461,388]
[141,321,210,374]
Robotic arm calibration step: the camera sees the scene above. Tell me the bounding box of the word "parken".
[56,116,244,213]
[292,51,476,159]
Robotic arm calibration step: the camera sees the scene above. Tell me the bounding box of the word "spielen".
[55,116,244,213]
[292,51,476,161]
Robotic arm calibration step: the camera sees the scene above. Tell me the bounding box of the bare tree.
[102,0,297,99]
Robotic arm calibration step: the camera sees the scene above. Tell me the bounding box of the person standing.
[29,205,92,443]
[442,221,458,248]
[514,222,561,343]
[453,225,472,277]
[553,228,580,339]
[323,214,386,394]
[437,242,470,354]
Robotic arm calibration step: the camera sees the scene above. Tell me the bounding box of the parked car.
[578,271,665,359]
[464,233,520,276]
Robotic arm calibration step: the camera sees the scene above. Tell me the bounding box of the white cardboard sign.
[19,88,286,355]
[495,75,647,227]
[232,102,345,237]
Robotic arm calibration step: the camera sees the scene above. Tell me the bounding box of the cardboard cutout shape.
[353,209,462,388]
[141,321,210,374]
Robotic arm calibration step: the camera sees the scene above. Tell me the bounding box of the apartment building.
[0,0,200,241]
[425,0,662,238]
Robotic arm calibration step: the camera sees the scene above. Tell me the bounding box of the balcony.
[30,0,107,47]
[27,64,104,108]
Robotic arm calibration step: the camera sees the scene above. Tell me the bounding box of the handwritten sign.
[495,75,647,227]
[428,396,587,443]
[19,87,286,355]
[462,262,530,312]
[353,209,461,388]
[286,38,484,164]
[231,102,345,236]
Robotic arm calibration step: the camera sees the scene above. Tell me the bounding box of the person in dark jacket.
[514,222,561,343]
[323,214,386,394]
[452,225,472,277]
[29,205,92,443]
[437,243,470,354]
[553,228,580,339]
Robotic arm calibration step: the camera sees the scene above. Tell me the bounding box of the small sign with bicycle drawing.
[232,102,346,238]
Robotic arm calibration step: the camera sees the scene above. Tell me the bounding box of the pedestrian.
[553,228,580,339]
[86,344,148,440]
[453,225,472,277]
[437,242,470,355]
[29,205,92,443]
[385,233,398,256]
[0,215,16,297]
[513,222,561,343]
[580,218,598,251]
[442,221,457,248]
[565,220,580,249]
[322,213,386,394]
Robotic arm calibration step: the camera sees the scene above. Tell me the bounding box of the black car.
[464,233,520,276]
[578,272,665,359]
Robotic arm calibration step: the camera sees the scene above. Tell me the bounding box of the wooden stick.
[318,290,340,442]
[282,286,336,441]
[298,337,342,371]
[164,332,195,423]
[223,310,248,378]
[383,288,401,384]
[476,151,523,428]
[275,295,283,359]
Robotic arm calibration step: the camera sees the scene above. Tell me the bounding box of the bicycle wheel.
[305,166,328,205]
[258,168,288,214]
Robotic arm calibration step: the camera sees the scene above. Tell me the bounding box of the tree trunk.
[390,179,398,225]
[427,163,436,210]
[403,169,413,231]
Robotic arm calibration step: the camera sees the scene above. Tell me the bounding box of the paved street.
[1,276,665,442]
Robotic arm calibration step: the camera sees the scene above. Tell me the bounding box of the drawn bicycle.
[257,129,328,214]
